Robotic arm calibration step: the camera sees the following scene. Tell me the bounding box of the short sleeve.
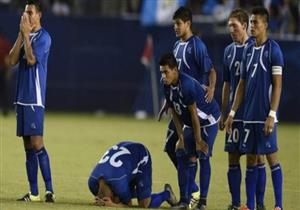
[32,33,51,63]
[194,38,213,74]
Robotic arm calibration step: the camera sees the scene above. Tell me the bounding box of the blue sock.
[245,166,258,210]
[271,164,283,208]
[149,191,170,208]
[188,160,198,200]
[36,147,53,193]
[256,163,266,206]
[177,152,189,204]
[199,158,211,198]
[227,164,241,207]
[25,149,39,196]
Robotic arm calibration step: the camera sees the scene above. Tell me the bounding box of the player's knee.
[189,156,197,163]
[30,136,44,150]
[257,155,265,164]
[228,153,240,165]
[246,155,258,166]
[266,152,279,167]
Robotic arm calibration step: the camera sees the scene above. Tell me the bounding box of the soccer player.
[225,7,284,210]
[220,9,266,210]
[8,0,54,202]
[88,141,177,208]
[159,53,220,210]
[158,6,217,208]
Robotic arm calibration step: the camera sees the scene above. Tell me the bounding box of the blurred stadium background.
[0,0,299,209]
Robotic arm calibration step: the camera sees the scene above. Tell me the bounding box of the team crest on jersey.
[264,50,269,58]
[227,54,232,59]
[31,123,36,129]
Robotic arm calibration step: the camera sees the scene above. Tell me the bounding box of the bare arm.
[8,32,23,66]
[264,75,282,136]
[188,103,201,143]
[231,79,245,112]
[171,109,184,151]
[219,82,230,130]
[205,68,217,103]
[188,103,208,155]
[225,79,245,134]
[171,109,184,140]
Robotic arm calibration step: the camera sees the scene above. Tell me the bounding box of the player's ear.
[243,22,247,31]
[187,20,191,28]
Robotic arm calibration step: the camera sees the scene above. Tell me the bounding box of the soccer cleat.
[188,190,200,209]
[172,202,189,209]
[164,184,178,206]
[17,192,41,202]
[274,207,282,210]
[227,204,240,210]
[194,204,206,210]
[45,191,55,203]
[257,204,266,210]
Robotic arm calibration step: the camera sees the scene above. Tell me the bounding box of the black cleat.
[45,191,55,203]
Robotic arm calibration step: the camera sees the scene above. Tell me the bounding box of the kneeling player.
[88,141,177,208]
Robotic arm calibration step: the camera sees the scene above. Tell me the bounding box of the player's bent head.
[159,53,178,70]
[228,8,249,30]
[251,6,269,24]
[88,176,100,196]
[26,0,43,13]
[173,6,192,23]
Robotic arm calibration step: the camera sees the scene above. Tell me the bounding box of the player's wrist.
[268,110,276,119]
[229,110,236,118]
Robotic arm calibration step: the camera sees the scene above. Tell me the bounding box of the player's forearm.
[23,34,36,65]
[171,109,184,141]
[221,82,230,117]
[8,32,23,66]
[231,80,245,112]
[208,68,217,90]
[188,104,202,142]
[270,75,282,112]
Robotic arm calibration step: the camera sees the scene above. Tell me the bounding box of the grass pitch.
[0,113,299,210]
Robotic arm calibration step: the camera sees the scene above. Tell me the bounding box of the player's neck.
[32,23,42,33]
[180,31,193,42]
[171,73,179,86]
[237,33,249,45]
[255,34,268,47]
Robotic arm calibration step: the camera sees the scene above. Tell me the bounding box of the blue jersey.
[15,28,51,108]
[223,38,254,120]
[173,35,213,86]
[89,142,151,204]
[163,72,220,127]
[241,38,284,122]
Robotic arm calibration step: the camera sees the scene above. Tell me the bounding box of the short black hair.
[159,53,178,69]
[173,6,192,23]
[26,0,42,13]
[252,6,269,23]
[228,8,249,30]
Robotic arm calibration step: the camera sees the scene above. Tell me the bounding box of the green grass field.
[0,113,299,210]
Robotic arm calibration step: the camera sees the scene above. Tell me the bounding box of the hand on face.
[20,12,33,36]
